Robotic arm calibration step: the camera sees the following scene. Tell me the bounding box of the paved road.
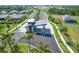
[41,11,61,53]
[64,24,79,28]
[53,22,74,53]
[35,11,61,52]
[15,34,61,53]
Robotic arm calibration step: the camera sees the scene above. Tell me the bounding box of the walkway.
[50,22,74,53]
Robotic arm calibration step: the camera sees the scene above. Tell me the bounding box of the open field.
[67,27,79,44]
[0,24,18,34]
[16,43,29,53]
[74,18,79,26]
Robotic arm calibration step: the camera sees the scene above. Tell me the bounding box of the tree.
[77,43,79,52]
[6,23,14,52]
[38,42,52,53]
[26,30,34,52]
[13,43,19,53]
[0,37,7,53]
[60,26,68,33]
[7,34,16,52]
[6,24,10,34]
[31,42,52,53]
[2,23,17,53]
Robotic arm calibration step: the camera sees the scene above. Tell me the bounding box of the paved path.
[50,22,74,53]
[64,24,79,28]
[16,33,61,53]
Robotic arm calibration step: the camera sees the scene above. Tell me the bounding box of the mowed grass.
[67,27,79,44]
[74,18,79,23]
[17,43,29,53]
[0,24,8,34]
[0,24,18,34]
[73,18,79,26]
[1,43,29,53]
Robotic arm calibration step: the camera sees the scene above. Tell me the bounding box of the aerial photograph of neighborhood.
[0,5,79,53]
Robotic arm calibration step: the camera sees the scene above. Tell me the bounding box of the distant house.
[19,10,28,14]
[0,14,8,20]
[10,14,24,20]
[9,10,18,14]
[0,11,7,14]
[63,15,77,23]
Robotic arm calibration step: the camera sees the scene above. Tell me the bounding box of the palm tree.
[77,43,79,52]
[6,24,10,34]
[6,23,13,52]
[38,42,52,53]
[7,35,15,52]
[13,43,19,53]
[0,33,9,53]
[6,23,16,52]
[0,19,16,53]
[26,30,34,52]
[0,32,17,53]
[31,42,52,53]
[0,37,7,53]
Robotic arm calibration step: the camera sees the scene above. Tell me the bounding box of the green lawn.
[74,18,79,25]
[56,22,78,52]
[64,18,79,26]
[59,17,79,45]
[0,24,18,34]
[56,20,78,52]
[16,43,29,53]
[67,27,79,44]
[0,24,8,34]
[14,43,38,53]
[0,43,39,53]
[0,43,29,53]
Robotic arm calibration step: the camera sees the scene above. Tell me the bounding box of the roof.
[19,10,28,13]
[0,11,7,14]
[10,14,24,19]
[63,15,72,21]
[9,10,18,14]
[0,14,8,18]
[35,20,47,26]
[27,19,35,23]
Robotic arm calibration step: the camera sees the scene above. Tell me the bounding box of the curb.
[48,21,64,53]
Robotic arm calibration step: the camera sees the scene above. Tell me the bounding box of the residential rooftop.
[10,14,25,19]
[0,14,8,19]
[35,20,47,26]
[27,18,35,23]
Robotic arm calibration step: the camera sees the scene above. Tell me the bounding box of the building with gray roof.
[0,11,7,14]
[0,14,8,20]
[63,15,77,23]
[26,19,47,34]
[10,14,25,20]
[9,10,18,14]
